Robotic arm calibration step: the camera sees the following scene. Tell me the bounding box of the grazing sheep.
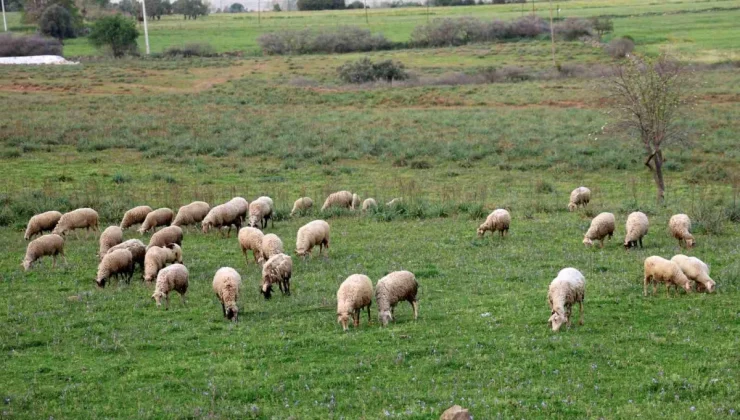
[120,205,153,230]
[107,239,146,272]
[147,225,183,249]
[643,256,692,297]
[213,267,242,322]
[255,196,274,209]
[238,227,265,265]
[143,244,183,282]
[337,274,374,331]
[669,214,695,249]
[671,254,716,293]
[228,197,250,224]
[547,268,585,332]
[583,212,616,248]
[22,234,65,271]
[172,201,210,228]
[261,253,293,299]
[95,249,134,288]
[291,197,314,216]
[52,208,99,238]
[295,220,330,259]
[624,211,649,249]
[321,190,353,211]
[375,271,418,326]
[568,187,591,211]
[386,198,403,207]
[202,203,241,237]
[351,193,361,210]
[137,208,174,234]
[152,263,189,309]
[98,226,124,260]
[248,199,273,229]
[477,209,511,238]
[362,198,377,211]
[24,211,63,240]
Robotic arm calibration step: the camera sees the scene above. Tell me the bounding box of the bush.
[346,0,365,8]
[337,57,408,84]
[553,17,593,41]
[161,43,216,57]
[88,14,139,58]
[0,33,62,57]
[410,16,552,48]
[259,26,392,55]
[39,4,77,41]
[606,37,635,59]
[297,0,345,10]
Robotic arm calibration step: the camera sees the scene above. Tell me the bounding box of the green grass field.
[2,0,740,417]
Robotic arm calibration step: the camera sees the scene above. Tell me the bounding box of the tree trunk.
[646,150,666,203]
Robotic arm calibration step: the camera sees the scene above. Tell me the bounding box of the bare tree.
[604,54,690,203]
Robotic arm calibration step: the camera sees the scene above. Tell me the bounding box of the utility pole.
[258,0,261,25]
[1,0,7,32]
[141,0,150,54]
[548,0,555,67]
[531,0,534,14]
[364,0,368,24]
[426,0,430,22]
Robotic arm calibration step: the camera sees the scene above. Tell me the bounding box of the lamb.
[624,211,649,249]
[671,254,716,293]
[238,227,265,265]
[213,267,242,322]
[107,239,146,272]
[95,248,134,287]
[295,220,330,259]
[351,193,361,210]
[386,198,403,207]
[24,211,63,240]
[147,225,183,249]
[98,226,124,260]
[52,208,99,238]
[120,205,153,230]
[137,208,174,234]
[568,187,591,211]
[143,244,183,282]
[152,263,189,309]
[22,234,66,271]
[477,209,511,238]
[375,270,419,326]
[643,255,692,297]
[260,233,284,262]
[290,197,314,216]
[248,198,273,229]
[547,268,585,332]
[583,212,615,247]
[336,274,374,331]
[669,214,695,249]
[362,198,377,211]
[228,197,250,224]
[321,190,353,211]
[202,202,241,237]
[172,201,210,228]
[261,253,293,299]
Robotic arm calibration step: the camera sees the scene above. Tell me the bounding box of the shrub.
[259,26,392,55]
[591,17,613,39]
[39,4,77,42]
[0,33,62,57]
[88,15,139,58]
[606,37,635,59]
[346,0,365,8]
[553,17,593,41]
[297,0,345,11]
[161,43,216,57]
[337,57,408,84]
[410,16,552,48]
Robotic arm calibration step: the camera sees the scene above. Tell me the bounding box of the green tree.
[228,2,244,12]
[296,0,344,11]
[88,14,139,58]
[39,4,77,42]
[173,0,208,19]
[272,3,281,11]
[591,17,613,40]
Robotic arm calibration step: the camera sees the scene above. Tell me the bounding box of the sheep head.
[201,222,211,234]
[476,226,486,237]
[548,310,566,332]
[95,277,107,288]
[226,305,238,322]
[261,283,273,300]
[379,310,393,327]
[21,259,32,271]
[582,237,594,247]
[152,291,165,307]
[685,238,695,248]
[568,203,577,212]
[337,313,350,331]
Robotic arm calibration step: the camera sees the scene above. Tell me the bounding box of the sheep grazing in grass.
[120,205,153,230]
[98,226,124,261]
[213,267,242,322]
[261,253,292,299]
[477,209,511,238]
[351,193,361,210]
[362,198,377,211]
[671,254,716,293]
[238,227,265,265]
[137,208,174,234]
[147,225,183,249]
[386,198,403,207]
[107,239,146,272]
[22,234,66,271]
[337,274,374,331]
[24,211,63,240]
[568,187,591,211]
[95,249,134,288]
[152,263,189,309]
[669,214,695,249]
[375,271,419,327]
[547,268,585,332]
[172,201,210,228]
[290,197,314,216]
[228,197,250,224]
[52,208,99,238]
[295,220,330,259]
[143,244,183,283]
[583,212,615,248]
[643,256,692,297]
[624,211,649,249]
[248,198,273,229]
[202,202,241,237]
[321,190,353,211]
[260,233,284,262]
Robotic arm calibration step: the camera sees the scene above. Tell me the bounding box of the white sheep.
[375,271,418,326]
[52,208,99,238]
[152,263,189,309]
[362,198,377,211]
[172,201,210,228]
[624,211,649,249]
[290,197,314,216]
[248,199,273,229]
[98,226,124,260]
[260,233,284,262]
[202,202,241,237]
[24,211,63,240]
[336,274,374,331]
[351,193,361,210]
[295,220,330,259]
[386,198,403,207]
[137,208,174,234]
[669,214,695,249]
[583,212,615,247]
[213,267,242,322]
[107,239,146,272]
[22,234,66,271]
[238,227,265,265]
[643,255,692,297]
[671,254,716,293]
[143,244,183,282]
[255,196,274,210]
[547,268,585,332]
[568,187,591,211]
[95,248,134,287]
[147,225,183,249]
[477,209,511,238]
[321,190,353,211]
[261,253,292,299]
[228,197,250,224]
[120,205,153,230]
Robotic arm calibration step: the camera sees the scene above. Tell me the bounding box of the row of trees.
[117,0,208,20]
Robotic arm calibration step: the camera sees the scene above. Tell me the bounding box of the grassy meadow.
[2,0,740,417]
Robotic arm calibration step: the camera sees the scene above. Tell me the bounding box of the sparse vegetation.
[0,33,62,57]
[258,26,393,55]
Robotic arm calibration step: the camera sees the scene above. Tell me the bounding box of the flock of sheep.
[20,186,717,331]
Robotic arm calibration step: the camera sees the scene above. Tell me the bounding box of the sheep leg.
[366,303,371,323]
[578,301,584,325]
[242,248,249,264]
[221,302,226,318]
[353,310,360,328]
[639,238,643,248]
[52,255,57,268]
[665,283,670,297]
[411,300,418,320]
[165,294,170,310]
[181,293,187,307]
[599,239,604,248]
[643,275,650,297]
